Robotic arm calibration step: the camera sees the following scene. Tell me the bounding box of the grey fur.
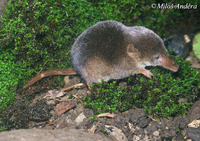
[70,21,174,83]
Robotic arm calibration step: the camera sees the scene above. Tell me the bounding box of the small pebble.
[153,131,159,137]
[75,112,86,123]
[133,135,140,141]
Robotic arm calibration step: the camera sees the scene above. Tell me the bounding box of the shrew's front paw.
[138,69,153,78]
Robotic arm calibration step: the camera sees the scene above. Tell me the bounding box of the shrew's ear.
[127,44,141,58]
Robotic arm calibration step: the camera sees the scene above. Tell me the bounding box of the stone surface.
[55,101,75,116]
[186,127,200,141]
[187,100,200,122]
[128,109,149,128]
[0,128,111,141]
[75,112,86,123]
[164,33,193,58]
[105,125,128,141]
[188,120,200,128]
[153,131,159,137]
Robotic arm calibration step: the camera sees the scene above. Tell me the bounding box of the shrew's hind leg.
[81,56,111,84]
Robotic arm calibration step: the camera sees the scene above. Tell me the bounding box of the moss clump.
[83,57,200,118]
[0,50,26,110]
[0,126,6,132]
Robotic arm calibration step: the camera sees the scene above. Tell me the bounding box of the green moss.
[83,57,200,118]
[0,50,26,110]
[0,126,6,132]
[90,115,98,121]
[68,94,74,99]
[193,32,200,59]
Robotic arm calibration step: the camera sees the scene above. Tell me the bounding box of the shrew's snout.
[159,54,179,72]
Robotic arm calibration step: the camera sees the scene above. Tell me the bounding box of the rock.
[181,130,187,140]
[54,115,75,129]
[187,100,200,122]
[186,127,200,141]
[0,128,111,141]
[143,135,149,140]
[55,101,75,116]
[128,109,149,128]
[43,90,65,99]
[75,112,86,124]
[133,135,140,141]
[164,33,193,58]
[105,125,128,141]
[172,115,188,130]
[137,116,149,128]
[176,134,185,141]
[33,90,65,105]
[153,131,159,137]
[145,124,158,134]
[188,120,200,128]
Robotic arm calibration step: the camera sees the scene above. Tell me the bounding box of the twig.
[60,83,85,92]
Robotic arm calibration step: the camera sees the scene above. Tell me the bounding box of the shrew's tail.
[23,69,77,89]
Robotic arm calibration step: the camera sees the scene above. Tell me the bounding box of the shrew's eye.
[155,55,159,60]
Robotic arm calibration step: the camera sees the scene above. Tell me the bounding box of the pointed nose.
[159,54,179,72]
